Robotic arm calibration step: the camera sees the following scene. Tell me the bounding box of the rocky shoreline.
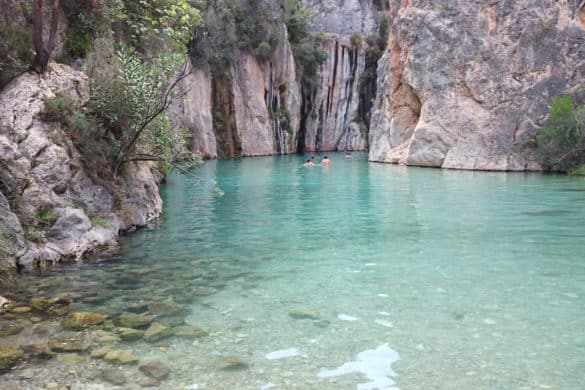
[0,64,163,273]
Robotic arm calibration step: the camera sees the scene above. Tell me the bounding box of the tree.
[87,43,193,176]
[33,0,61,74]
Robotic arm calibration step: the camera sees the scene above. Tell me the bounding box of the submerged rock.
[0,320,26,336]
[144,322,172,342]
[289,307,320,320]
[62,312,107,329]
[127,303,149,314]
[90,347,110,359]
[30,297,72,316]
[172,325,209,338]
[116,327,145,341]
[147,299,183,317]
[57,353,85,364]
[138,377,161,387]
[139,361,171,380]
[21,343,55,361]
[48,335,89,353]
[114,314,155,329]
[192,286,219,296]
[9,306,32,314]
[104,349,138,365]
[216,356,249,370]
[0,345,24,373]
[100,367,127,385]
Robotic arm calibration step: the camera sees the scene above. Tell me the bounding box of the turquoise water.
[2,153,585,389]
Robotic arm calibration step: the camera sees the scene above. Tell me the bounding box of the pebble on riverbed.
[216,356,249,370]
[288,307,320,320]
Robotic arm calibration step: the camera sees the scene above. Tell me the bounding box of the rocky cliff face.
[369,0,585,170]
[173,0,383,156]
[299,0,384,152]
[0,64,163,271]
[304,0,381,36]
[171,33,301,158]
[301,36,369,152]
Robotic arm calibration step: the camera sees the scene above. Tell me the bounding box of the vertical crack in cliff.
[316,101,324,151]
[328,41,340,117]
[211,74,241,158]
[390,38,421,144]
[297,88,312,153]
[336,47,359,149]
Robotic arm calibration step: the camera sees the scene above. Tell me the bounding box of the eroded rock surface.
[369,0,585,170]
[171,31,301,158]
[302,36,369,152]
[0,64,163,270]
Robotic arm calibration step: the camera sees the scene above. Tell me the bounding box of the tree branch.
[114,59,191,175]
[554,146,585,165]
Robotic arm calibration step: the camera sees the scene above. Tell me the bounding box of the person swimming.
[304,159,314,167]
[321,156,331,166]
[345,151,352,158]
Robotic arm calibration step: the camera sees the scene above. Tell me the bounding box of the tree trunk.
[33,0,60,74]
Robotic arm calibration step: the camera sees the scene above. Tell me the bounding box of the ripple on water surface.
[1,153,584,389]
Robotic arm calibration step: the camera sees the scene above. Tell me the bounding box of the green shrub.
[569,166,585,176]
[38,210,58,227]
[350,33,362,49]
[256,41,273,60]
[42,90,116,174]
[66,31,93,58]
[41,93,77,123]
[0,25,33,89]
[90,216,108,228]
[24,228,45,244]
[536,94,585,171]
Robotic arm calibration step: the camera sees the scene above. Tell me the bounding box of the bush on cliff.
[536,94,585,173]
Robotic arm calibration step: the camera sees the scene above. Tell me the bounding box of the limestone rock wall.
[169,65,217,159]
[302,36,369,152]
[369,0,585,170]
[171,31,301,158]
[299,0,382,152]
[0,190,25,271]
[304,0,381,36]
[0,64,163,270]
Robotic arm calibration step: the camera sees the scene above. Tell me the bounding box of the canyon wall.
[173,0,383,156]
[170,33,301,158]
[369,0,585,170]
[0,65,163,271]
[301,36,369,152]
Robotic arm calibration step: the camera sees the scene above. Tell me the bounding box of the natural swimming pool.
[1,153,584,389]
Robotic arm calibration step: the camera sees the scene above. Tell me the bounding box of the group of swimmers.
[304,156,329,167]
[304,151,352,167]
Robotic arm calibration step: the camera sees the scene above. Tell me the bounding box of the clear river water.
[1,153,585,389]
